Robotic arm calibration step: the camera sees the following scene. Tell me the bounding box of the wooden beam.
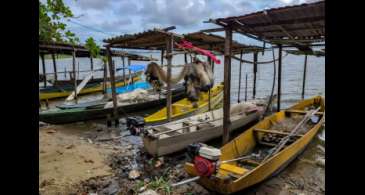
[90,57,94,79]
[40,53,47,87]
[161,49,165,67]
[277,44,282,111]
[72,50,78,103]
[301,54,308,99]
[106,46,119,123]
[253,52,258,99]
[223,28,232,145]
[237,50,243,103]
[122,56,126,84]
[166,35,173,122]
[102,61,108,94]
[199,27,225,33]
[253,128,304,137]
[51,53,58,81]
[184,53,188,64]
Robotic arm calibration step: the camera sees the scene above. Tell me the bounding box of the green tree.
[85,37,100,58]
[39,0,79,44]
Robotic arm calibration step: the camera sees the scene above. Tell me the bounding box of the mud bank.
[39,121,324,195]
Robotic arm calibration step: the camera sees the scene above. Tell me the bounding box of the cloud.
[99,19,133,32]
[140,0,212,28]
[63,0,315,45]
[76,0,113,10]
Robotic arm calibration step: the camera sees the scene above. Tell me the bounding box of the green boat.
[39,84,186,124]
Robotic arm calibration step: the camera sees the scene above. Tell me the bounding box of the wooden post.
[40,53,47,87]
[301,54,308,99]
[106,46,119,124]
[90,56,94,79]
[245,73,248,101]
[223,28,232,145]
[212,61,215,73]
[51,53,58,81]
[184,53,188,64]
[128,58,132,84]
[102,61,108,94]
[237,50,243,103]
[166,35,173,122]
[122,56,126,84]
[72,49,78,103]
[253,52,258,99]
[277,44,282,111]
[161,49,165,67]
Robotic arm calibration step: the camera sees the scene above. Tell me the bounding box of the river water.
[39,48,324,109]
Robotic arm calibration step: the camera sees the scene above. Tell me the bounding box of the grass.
[133,176,172,195]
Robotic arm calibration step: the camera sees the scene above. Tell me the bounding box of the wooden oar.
[262,107,321,162]
[65,70,94,101]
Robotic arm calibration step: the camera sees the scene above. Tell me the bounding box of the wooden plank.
[286,109,324,115]
[65,70,94,101]
[223,28,232,144]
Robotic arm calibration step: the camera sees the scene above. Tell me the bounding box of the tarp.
[116,64,146,72]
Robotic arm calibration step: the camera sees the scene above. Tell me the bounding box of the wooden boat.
[56,81,152,110]
[39,72,141,100]
[143,98,270,157]
[144,84,224,125]
[39,84,186,124]
[184,96,325,194]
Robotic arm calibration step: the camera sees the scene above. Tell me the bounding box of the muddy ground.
[39,121,324,195]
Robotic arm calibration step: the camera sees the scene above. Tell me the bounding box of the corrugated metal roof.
[103,28,182,50]
[214,1,324,43]
[183,32,263,54]
[39,42,156,60]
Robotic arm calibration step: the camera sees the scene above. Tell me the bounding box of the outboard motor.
[126,116,145,135]
[187,143,221,177]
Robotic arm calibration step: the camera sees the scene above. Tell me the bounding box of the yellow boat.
[39,75,141,100]
[184,96,325,194]
[144,83,224,125]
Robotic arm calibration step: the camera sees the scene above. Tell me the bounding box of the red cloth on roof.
[176,40,221,64]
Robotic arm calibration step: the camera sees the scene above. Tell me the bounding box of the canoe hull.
[184,96,325,194]
[39,87,187,124]
[144,84,224,125]
[143,110,262,157]
[39,74,140,100]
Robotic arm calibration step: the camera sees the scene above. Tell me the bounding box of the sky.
[58,0,316,46]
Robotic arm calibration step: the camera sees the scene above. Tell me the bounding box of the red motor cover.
[193,156,216,177]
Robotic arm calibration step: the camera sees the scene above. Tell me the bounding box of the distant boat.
[39,71,142,100]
